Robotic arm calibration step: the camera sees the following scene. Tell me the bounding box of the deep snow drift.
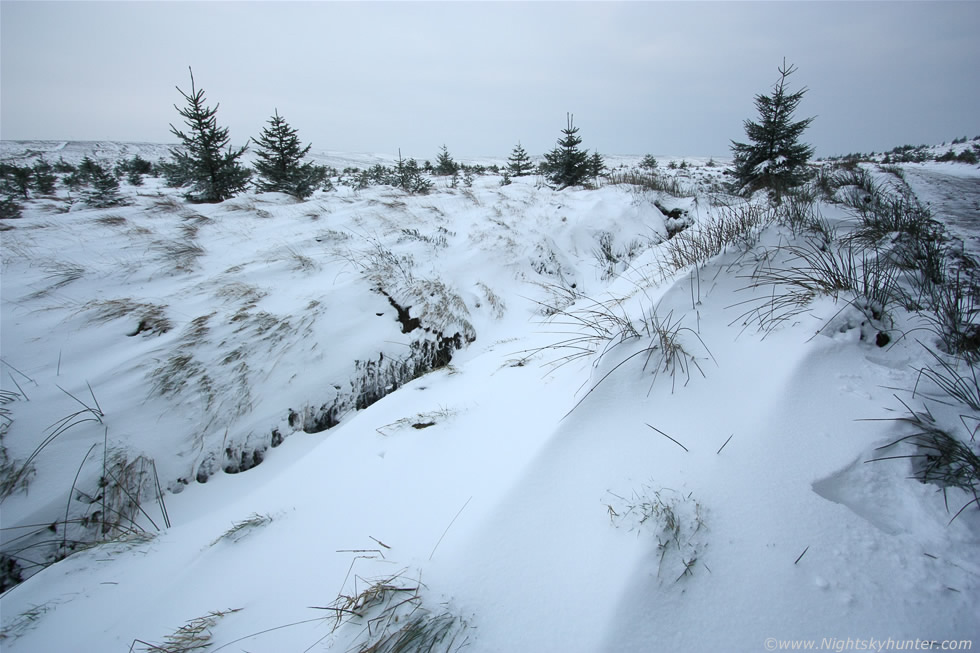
[1,141,978,651]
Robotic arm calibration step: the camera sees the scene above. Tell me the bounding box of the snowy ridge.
[1,144,979,651]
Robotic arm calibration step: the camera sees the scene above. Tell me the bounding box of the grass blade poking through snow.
[606,484,707,584]
[866,397,980,523]
[130,608,242,653]
[319,568,468,653]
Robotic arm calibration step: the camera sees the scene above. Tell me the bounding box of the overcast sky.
[2,1,978,160]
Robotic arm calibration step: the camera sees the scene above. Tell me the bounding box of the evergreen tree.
[507,142,534,177]
[542,113,590,189]
[4,165,33,199]
[62,169,86,192]
[117,154,154,186]
[126,168,145,187]
[434,145,459,176]
[730,60,814,202]
[639,154,658,171]
[0,196,21,220]
[588,151,606,180]
[32,160,57,195]
[166,67,250,203]
[53,157,76,174]
[392,150,432,194]
[77,156,101,183]
[252,110,327,199]
[82,161,125,208]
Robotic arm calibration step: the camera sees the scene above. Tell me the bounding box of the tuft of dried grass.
[318,569,468,653]
[130,608,242,653]
[79,298,172,336]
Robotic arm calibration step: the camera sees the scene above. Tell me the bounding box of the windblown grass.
[526,286,714,417]
[320,569,468,653]
[78,298,172,336]
[733,239,901,336]
[210,513,273,546]
[867,399,980,523]
[607,484,707,583]
[661,201,776,273]
[130,608,242,653]
[607,169,696,197]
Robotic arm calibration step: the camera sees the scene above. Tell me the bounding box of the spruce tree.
[730,60,814,202]
[542,113,590,189]
[167,67,250,203]
[5,165,33,199]
[434,145,459,176]
[0,196,21,220]
[252,110,327,199]
[588,151,606,181]
[32,160,57,196]
[507,142,534,177]
[53,157,76,174]
[82,161,125,208]
[392,150,431,194]
[77,156,101,183]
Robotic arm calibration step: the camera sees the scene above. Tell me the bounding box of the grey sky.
[2,1,978,160]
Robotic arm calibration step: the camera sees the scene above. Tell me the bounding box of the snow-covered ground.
[1,142,978,651]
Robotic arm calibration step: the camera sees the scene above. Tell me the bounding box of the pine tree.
[77,156,101,183]
[118,154,154,186]
[588,151,606,180]
[53,157,76,174]
[542,113,590,189]
[392,150,432,194]
[507,142,534,177]
[252,110,327,199]
[32,160,57,195]
[166,67,250,203]
[82,161,124,208]
[4,165,33,199]
[434,145,458,176]
[0,196,21,220]
[730,59,815,202]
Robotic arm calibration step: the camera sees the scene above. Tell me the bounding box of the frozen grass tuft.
[593,231,648,281]
[924,266,980,360]
[0,389,35,501]
[26,261,86,299]
[607,484,707,583]
[529,287,713,413]
[914,345,980,432]
[0,383,105,504]
[79,298,172,336]
[130,607,242,653]
[734,239,900,336]
[211,513,274,545]
[867,400,980,523]
[150,195,184,214]
[376,407,457,436]
[0,600,57,642]
[660,201,776,273]
[607,169,696,197]
[152,238,206,273]
[321,569,468,653]
[94,214,128,227]
[476,281,506,319]
[845,187,937,247]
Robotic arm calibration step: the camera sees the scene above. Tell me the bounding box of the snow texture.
[1,141,979,651]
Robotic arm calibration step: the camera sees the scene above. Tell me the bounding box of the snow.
[1,142,979,651]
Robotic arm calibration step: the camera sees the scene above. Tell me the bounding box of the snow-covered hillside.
[1,143,978,651]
